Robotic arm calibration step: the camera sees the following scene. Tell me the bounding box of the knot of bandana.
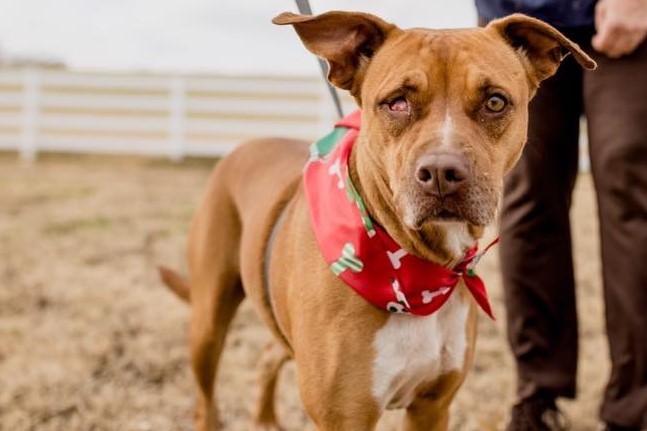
[303,110,496,319]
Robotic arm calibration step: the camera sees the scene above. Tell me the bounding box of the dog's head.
[274,11,595,247]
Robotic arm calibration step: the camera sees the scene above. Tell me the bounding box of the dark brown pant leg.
[500,51,584,401]
[585,40,647,429]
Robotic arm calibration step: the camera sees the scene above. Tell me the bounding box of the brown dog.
[160,11,595,431]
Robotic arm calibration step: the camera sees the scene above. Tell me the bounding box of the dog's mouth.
[400,186,498,231]
[415,205,464,229]
[403,198,464,230]
[433,207,461,221]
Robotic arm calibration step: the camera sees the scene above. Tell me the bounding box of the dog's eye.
[485,95,507,113]
[388,97,409,113]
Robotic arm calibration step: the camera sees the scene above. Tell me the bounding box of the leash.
[294,0,344,118]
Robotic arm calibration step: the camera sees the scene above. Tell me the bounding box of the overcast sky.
[0,0,476,75]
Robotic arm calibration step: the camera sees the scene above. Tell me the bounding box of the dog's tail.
[158,266,190,303]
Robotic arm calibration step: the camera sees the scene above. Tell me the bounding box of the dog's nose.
[415,151,469,197]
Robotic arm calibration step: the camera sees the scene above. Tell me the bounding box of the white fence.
[0,67,357,161]
[0,67,591,170]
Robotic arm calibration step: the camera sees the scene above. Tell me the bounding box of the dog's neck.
[348,135,483,267]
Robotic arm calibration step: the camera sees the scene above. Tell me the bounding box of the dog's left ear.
[273,11,399,97]
[488,14,596,89]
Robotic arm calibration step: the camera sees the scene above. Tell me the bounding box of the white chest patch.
[371,291,469,409]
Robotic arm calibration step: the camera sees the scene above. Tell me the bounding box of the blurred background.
[0,1,603,430]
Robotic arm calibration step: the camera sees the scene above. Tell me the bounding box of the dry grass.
[0,151,607,431]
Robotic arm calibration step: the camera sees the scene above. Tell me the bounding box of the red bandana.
[303,110,495,318]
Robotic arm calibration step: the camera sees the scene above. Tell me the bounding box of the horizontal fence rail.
[0,67,358,161]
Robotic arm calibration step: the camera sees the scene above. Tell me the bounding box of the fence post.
[168,76,186,161]
[20,67,41,163]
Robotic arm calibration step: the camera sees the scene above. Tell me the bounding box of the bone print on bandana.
[303,110,495,318]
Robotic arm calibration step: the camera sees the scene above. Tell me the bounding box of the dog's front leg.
[288,309,383,431]
[399,370,466,431]
[401,402,450,431]
[302,396,380,431]
[295,360,381,431]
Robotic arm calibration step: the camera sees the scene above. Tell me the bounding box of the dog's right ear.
[273,11,398,96]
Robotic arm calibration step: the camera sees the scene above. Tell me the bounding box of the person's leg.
[500,39,585,404]
[585,39,647,430]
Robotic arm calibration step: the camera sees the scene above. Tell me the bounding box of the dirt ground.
[0,151,608,431]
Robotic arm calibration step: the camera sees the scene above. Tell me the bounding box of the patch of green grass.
[42,216,115,236]
[145,155,219,170]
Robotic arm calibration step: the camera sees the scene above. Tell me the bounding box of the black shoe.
[599,423,641,431]
[506,395,568,431]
